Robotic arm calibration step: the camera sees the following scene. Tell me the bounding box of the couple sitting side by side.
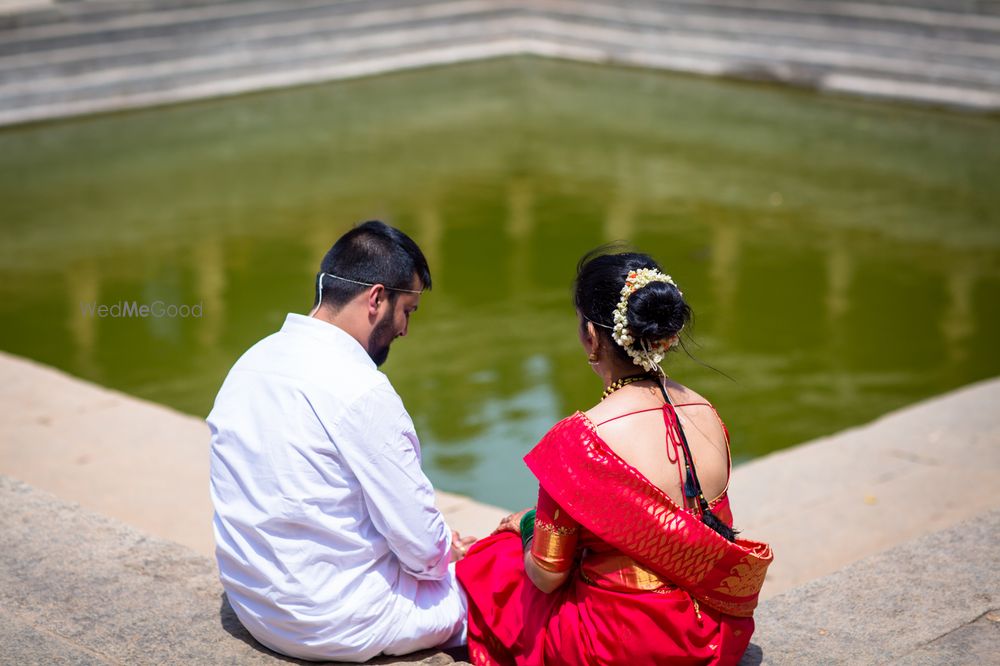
[208,220,773,665]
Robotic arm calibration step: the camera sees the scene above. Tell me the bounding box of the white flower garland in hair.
[611,268,683,372]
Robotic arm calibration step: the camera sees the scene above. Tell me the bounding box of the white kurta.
[208,313,466,662]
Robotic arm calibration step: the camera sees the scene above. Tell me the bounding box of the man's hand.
[491,508,533,536]
[449,530,476,562]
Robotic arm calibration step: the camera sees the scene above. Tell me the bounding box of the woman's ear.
[585,321,599,352]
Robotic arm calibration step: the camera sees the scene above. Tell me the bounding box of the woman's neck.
[600,361,652,389]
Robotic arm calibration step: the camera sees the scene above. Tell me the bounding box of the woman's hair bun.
[574,246,694,367]
[626,280,690,344]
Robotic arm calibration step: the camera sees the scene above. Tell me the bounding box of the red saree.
[456,411,773,666]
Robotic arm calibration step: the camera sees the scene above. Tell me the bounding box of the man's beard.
[368,308,395,367]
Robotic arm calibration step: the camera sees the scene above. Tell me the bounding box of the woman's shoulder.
[582,400,613,427]
[664,378,712,406]
[547,411,594,437]
[666,380,729,444]
[524,412,595,471]
[529,411,601,455]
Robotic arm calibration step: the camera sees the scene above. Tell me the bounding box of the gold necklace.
[601,373,653,400]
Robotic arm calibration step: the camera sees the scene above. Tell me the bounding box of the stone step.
[2,0,999,125]
[667,0,1000,28]
[2,0,998,59]
[838,0,1000,11]
[0,17,513,109]
[3,8,997,111]
[0,0,253,30]
[0,0,483,55]
[0,2,1000,87]
[4,53,993,130]
[3,0,999,88]
[7,0,999,38]
[0,2,512,78]
[522,12,1000,84]
[547,0,1000,56]
[0,34,531,126]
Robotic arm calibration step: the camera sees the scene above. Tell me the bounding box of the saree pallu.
[457,412,773,666]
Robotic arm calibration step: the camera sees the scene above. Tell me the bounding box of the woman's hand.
[449,530,476,562]
[491,508,533,536]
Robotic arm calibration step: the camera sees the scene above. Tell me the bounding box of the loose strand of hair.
[676,331,737,384]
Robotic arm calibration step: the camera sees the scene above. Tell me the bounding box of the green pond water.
[2,58,999,510]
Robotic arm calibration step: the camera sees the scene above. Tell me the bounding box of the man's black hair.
[314,220,431,310]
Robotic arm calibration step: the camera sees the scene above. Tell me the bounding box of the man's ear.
[366,285,386,318]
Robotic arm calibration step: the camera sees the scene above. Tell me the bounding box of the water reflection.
[67,257,100,380]
[194,237,225,351]
[825,236,852,324]
[2,58,999,508]
[709,221,740,341]
[943,266,976,366]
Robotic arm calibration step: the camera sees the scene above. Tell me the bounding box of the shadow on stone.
[433,645,470,663]
[739,642,763,665]
[219,593,470,665]
[220,592,307,663]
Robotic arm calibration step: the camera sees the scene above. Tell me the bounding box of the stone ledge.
[4,466,998,664]
[0,474,470,665]
[742,507,1000,664]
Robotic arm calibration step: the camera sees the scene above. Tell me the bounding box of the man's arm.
[331,384,451,581]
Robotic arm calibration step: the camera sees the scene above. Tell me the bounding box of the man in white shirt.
[208,221,473,662]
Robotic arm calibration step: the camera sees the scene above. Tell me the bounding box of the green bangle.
[520,509,536,550]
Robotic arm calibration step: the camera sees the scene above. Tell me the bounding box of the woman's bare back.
[584,379,731,509]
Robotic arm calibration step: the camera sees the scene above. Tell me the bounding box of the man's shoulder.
[286,351,402,419]
[212,326,409,423]
[213,335,380,416]
[337,373,406,418]
[231,329,382,385]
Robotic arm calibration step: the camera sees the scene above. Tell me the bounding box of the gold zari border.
[535,518,579,536]
[530,523,576,573]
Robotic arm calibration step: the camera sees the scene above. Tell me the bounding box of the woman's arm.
[491,487,580,593]
[524,486,579,593]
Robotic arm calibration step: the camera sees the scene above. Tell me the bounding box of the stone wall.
[2,0,999,126]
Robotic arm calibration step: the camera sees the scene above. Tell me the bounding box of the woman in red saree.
[456,249,772,665]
